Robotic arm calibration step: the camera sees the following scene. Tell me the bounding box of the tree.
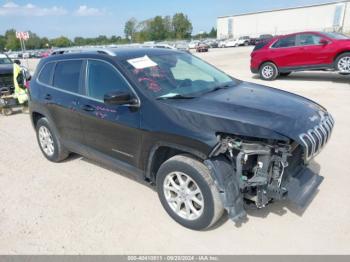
[0,35,6,51]
[26,31,43,50]
[172,13,192,39]
[149,16,167,41]
[5,29,21,51]
[209,27,217,38]
[50,36,72,48]
[124,18,137,41]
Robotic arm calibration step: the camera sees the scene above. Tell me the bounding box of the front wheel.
[156,155,224,230]
[259,62,279,81]
[335,53,350,73]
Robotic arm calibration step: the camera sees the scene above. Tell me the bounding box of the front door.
[295,33,332,66]
[79,59,141,166]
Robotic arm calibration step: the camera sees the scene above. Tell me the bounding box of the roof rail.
[50,47,116,56]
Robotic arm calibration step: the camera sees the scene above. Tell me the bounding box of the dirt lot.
[1,47,350,254]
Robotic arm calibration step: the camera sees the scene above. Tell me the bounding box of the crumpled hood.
[0,64,13,75]
[165,81,329,143]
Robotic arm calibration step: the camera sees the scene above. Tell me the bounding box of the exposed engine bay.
[205,135,323,222]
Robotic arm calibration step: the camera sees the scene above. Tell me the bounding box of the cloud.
[0,2,67,16]
[75,5,104,16]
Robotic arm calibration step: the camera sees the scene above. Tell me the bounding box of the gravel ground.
[1,47,350,254]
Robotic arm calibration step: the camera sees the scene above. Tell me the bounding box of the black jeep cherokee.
[29,48,334,230]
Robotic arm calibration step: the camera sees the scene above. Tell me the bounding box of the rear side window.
[253,41,268,51]
[38,62,55,85]
[272,36,296,48]
[87,60,130,100]
[53,60,82,93]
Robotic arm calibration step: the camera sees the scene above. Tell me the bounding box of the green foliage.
[0,35,6,51]
[172,13,193,40]
[209,27,217,38]
[124,18,137,41]
[4,29,21,51]
[49,36,72,48]
[124,12,193,42]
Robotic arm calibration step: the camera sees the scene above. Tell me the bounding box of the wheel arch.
[259,60,278,70]
[146,142,207,184]
[334,50,350,62]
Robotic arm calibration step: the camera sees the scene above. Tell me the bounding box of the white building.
[217,1,350,39]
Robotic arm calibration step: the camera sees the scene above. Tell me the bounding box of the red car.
[250,31,350,80]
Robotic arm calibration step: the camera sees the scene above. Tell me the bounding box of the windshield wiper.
[156,94,195,100]
[205,83,234,94]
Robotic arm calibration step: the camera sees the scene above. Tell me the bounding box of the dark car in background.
[250,34,274,45]
[251,31,350,80]
[29,48,333,230]
[196,42,209,52]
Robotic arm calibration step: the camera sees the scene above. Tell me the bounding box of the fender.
[145,141,208,181]
[29,102,62,141]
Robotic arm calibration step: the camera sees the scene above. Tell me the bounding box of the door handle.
[81,104,95,112]
[44,94,52,100]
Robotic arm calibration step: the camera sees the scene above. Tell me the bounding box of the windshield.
[0,55,12,65]
[322,32,349,39]
[120,52,235,99]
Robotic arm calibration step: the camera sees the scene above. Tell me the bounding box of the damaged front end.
[205,135,325,222]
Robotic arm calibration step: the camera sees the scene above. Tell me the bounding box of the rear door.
[40,59,85,145]
[269,35,300,68]
[79,59,141,166]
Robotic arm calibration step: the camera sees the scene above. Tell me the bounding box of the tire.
[335,52,350,73]
[156,155,224,230]
[35,117,69,162]
[259,62,279,81]
[2,108,12,116]
[280,72,291,77]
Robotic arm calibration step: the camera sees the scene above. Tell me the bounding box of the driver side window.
[87,60,130,101]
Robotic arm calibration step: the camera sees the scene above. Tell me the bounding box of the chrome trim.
[51,47,116,57]
[299,114,334,162]
[112,149,134,158]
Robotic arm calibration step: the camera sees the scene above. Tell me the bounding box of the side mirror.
[320,38,329,45]
[14,59,21,65]
[104,91,138,106]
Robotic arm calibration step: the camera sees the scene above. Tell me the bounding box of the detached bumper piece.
[286,168,324,208]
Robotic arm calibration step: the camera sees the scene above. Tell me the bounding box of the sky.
[0,0,342,38]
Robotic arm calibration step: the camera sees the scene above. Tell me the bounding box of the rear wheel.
[36,117,69,162]
[156,155,224,230]
[259,62,279,81]
[336,53,350,74]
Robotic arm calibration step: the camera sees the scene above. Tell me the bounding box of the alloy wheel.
[338,57,350,73]
[163,172,204,220]
[38,126,55,157]
[262,65,274,79]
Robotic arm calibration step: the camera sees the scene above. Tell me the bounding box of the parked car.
[29,48,334,230]
[251,31,350,80]
[223,39,238,48]
[174,41,190,51]
[188,40,200,49]
[218,40,226,48]
[257,34,274,44]
[196,43,209,52]
[236,36,251,46]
